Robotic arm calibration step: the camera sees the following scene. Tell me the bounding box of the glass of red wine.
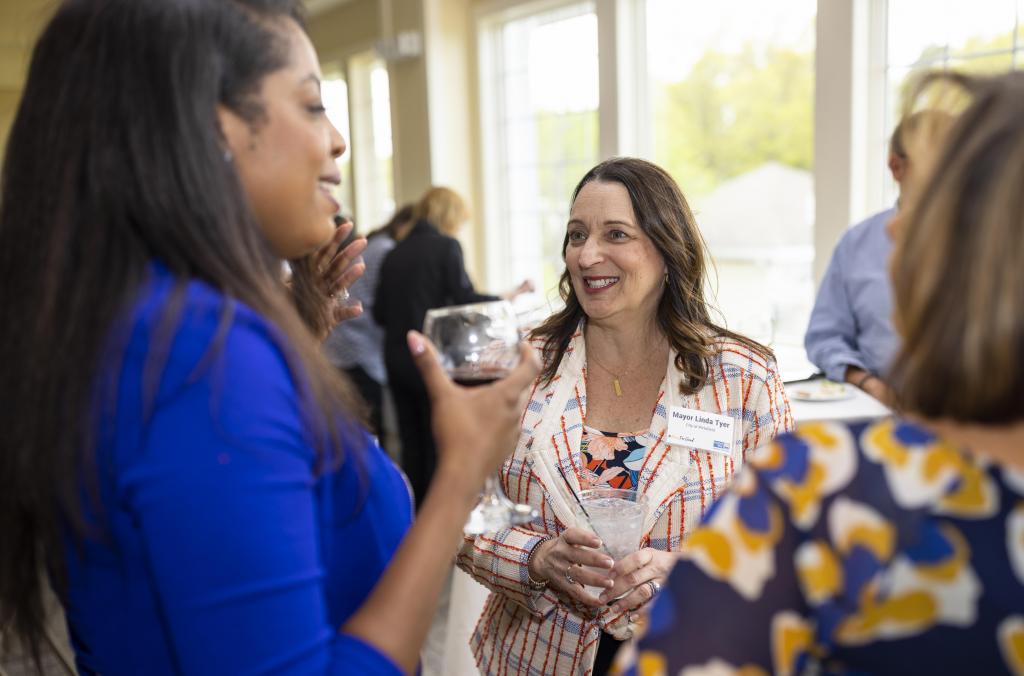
[423,300,538,534]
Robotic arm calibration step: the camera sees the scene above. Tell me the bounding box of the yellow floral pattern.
[623,418,1024,676]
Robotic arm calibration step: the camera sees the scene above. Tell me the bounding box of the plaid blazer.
[456,328,793,676]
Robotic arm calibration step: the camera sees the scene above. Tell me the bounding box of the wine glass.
[423,300,539,534]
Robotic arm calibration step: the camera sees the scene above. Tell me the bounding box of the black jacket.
[373,219,497,390]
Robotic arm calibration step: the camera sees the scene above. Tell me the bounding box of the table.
[785,378,890,423]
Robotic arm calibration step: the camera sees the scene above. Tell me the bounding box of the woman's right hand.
[529,528,615,607]
[408,330,540,490]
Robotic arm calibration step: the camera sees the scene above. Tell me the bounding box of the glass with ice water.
[578,487,649,598]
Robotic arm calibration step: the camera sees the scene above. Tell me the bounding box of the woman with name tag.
[457,157,793,675]
[622,72,1024,675]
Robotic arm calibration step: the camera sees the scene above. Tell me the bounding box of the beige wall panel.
[308,0,381,66]
[423,0,484,276]
[387,0,434,206]
[0,0,56,158]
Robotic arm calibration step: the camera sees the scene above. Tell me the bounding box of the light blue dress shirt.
[804,207,898,383]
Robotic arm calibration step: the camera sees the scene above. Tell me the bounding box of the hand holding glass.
[578,488,648,599]
[423,301,539,534]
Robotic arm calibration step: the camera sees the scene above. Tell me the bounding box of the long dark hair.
[0,0,361,656]
[890,72,1024,423]
[531,157,771,392]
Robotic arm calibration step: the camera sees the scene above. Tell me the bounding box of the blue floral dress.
[620,417,1024,675]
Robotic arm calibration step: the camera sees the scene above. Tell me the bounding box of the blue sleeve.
[120,315,401,675]
[804,235,867,382]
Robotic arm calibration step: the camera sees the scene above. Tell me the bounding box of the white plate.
[789,381,855,402]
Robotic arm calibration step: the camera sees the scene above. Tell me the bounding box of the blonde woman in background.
[375,187,533,508]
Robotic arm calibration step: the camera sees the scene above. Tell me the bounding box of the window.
[643,0,817,368]
[322,76,353,220]
[479,2,599,310]
[347,53,396,232]
[880,0,1022,206]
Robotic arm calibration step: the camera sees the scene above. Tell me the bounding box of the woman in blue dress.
[0,1,537,674]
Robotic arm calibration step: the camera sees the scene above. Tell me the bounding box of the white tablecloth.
[785,379,890,423]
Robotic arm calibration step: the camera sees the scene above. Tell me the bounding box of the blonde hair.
[890,72,1024,423]
[413,186,469,235]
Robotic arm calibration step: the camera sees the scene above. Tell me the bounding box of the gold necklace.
[586,349,640,397]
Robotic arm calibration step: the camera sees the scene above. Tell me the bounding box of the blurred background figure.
[804,112,937,405]
[324,204,414,446]
[375,186,533,509]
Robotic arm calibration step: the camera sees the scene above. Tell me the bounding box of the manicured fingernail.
[602,558,614,568]
[407,331,425,355]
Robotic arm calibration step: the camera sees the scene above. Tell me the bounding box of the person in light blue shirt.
[804,117,923,404]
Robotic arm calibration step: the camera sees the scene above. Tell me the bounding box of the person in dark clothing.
[324,205,414,445]
[375,187,532,507]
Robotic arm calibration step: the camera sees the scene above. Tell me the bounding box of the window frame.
[476,0,604,293]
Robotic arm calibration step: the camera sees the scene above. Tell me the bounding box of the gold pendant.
[613,379,623,397]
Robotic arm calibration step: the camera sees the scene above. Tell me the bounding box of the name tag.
[666,407,737,456]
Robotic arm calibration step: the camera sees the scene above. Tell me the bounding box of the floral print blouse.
[620,417,1024,676]
[580,427,650,490]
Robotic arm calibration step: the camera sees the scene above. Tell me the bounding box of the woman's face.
[565,180,667,325]
[220,20,345,259]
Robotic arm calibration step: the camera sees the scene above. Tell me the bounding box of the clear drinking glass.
[578,487,649,598]
[423,300,539,534]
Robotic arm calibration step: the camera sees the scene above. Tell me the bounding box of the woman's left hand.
[315,217,367,325]
[599,548,678,613]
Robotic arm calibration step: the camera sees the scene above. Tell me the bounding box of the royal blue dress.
[62,265,412,675]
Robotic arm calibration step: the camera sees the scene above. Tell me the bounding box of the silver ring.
[647,579,662,597]
[334,287,349,303]
[564,565,575,585]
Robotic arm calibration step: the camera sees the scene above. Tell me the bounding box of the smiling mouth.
[318,177,341,212]
[583,276,619,290]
